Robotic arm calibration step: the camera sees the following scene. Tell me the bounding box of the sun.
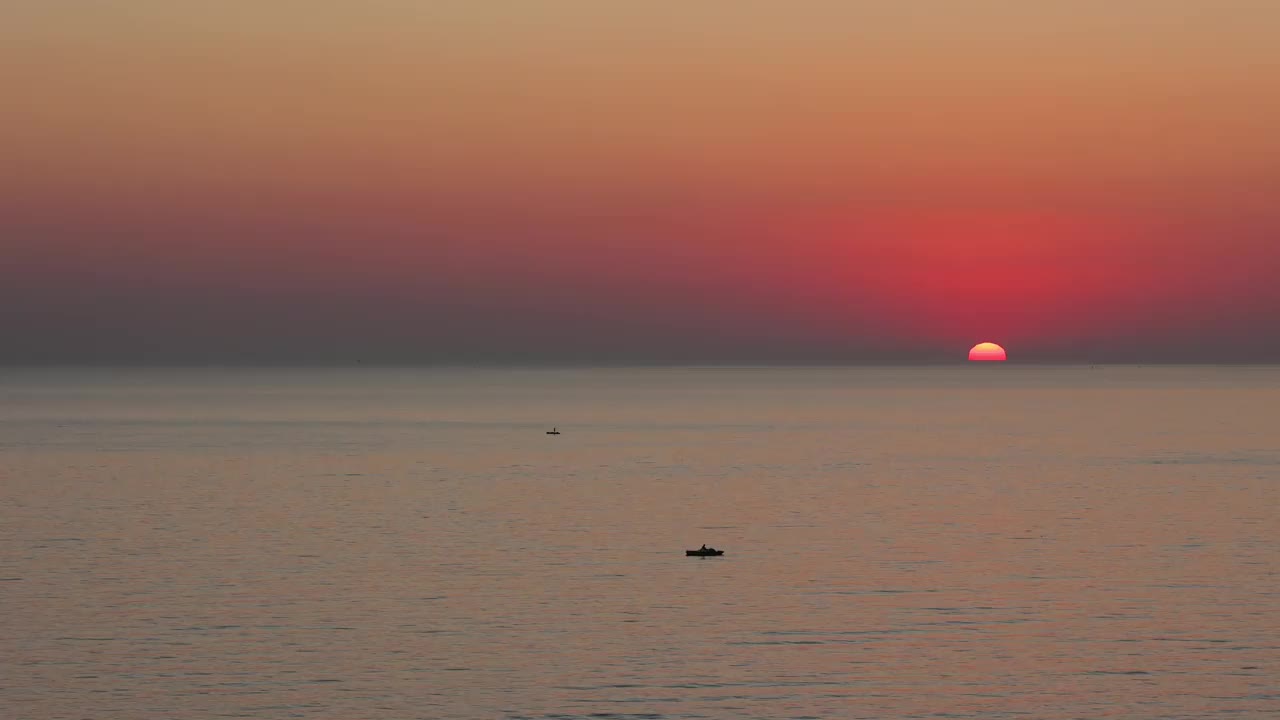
[968,342,1007,362]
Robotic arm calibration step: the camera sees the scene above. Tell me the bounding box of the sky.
[4,1,1279,364]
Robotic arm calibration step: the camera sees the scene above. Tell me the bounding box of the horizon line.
[3,361,1278,370]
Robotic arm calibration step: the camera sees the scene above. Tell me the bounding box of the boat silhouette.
[686,545,724,557]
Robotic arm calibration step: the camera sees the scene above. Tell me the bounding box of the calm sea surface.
[2,366,1277,719]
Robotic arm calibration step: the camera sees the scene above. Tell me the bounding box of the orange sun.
[968,342,1007,362]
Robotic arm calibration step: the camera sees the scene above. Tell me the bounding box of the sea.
[2,366,1277,719]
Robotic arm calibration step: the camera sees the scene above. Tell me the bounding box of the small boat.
[546,427,560,435]
[686,547,724,556]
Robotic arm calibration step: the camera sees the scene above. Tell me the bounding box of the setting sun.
[968,342,1007,362]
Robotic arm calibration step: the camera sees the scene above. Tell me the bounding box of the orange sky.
[4,1,1279,363]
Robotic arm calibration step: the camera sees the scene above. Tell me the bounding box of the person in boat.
[700,544,709,551]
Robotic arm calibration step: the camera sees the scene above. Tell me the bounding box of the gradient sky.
[4,1,1279,364]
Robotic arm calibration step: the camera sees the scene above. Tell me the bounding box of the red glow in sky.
[3,3,1280,364]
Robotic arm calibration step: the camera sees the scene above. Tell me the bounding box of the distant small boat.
[686,547,724,557]
[546,427,560,435]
